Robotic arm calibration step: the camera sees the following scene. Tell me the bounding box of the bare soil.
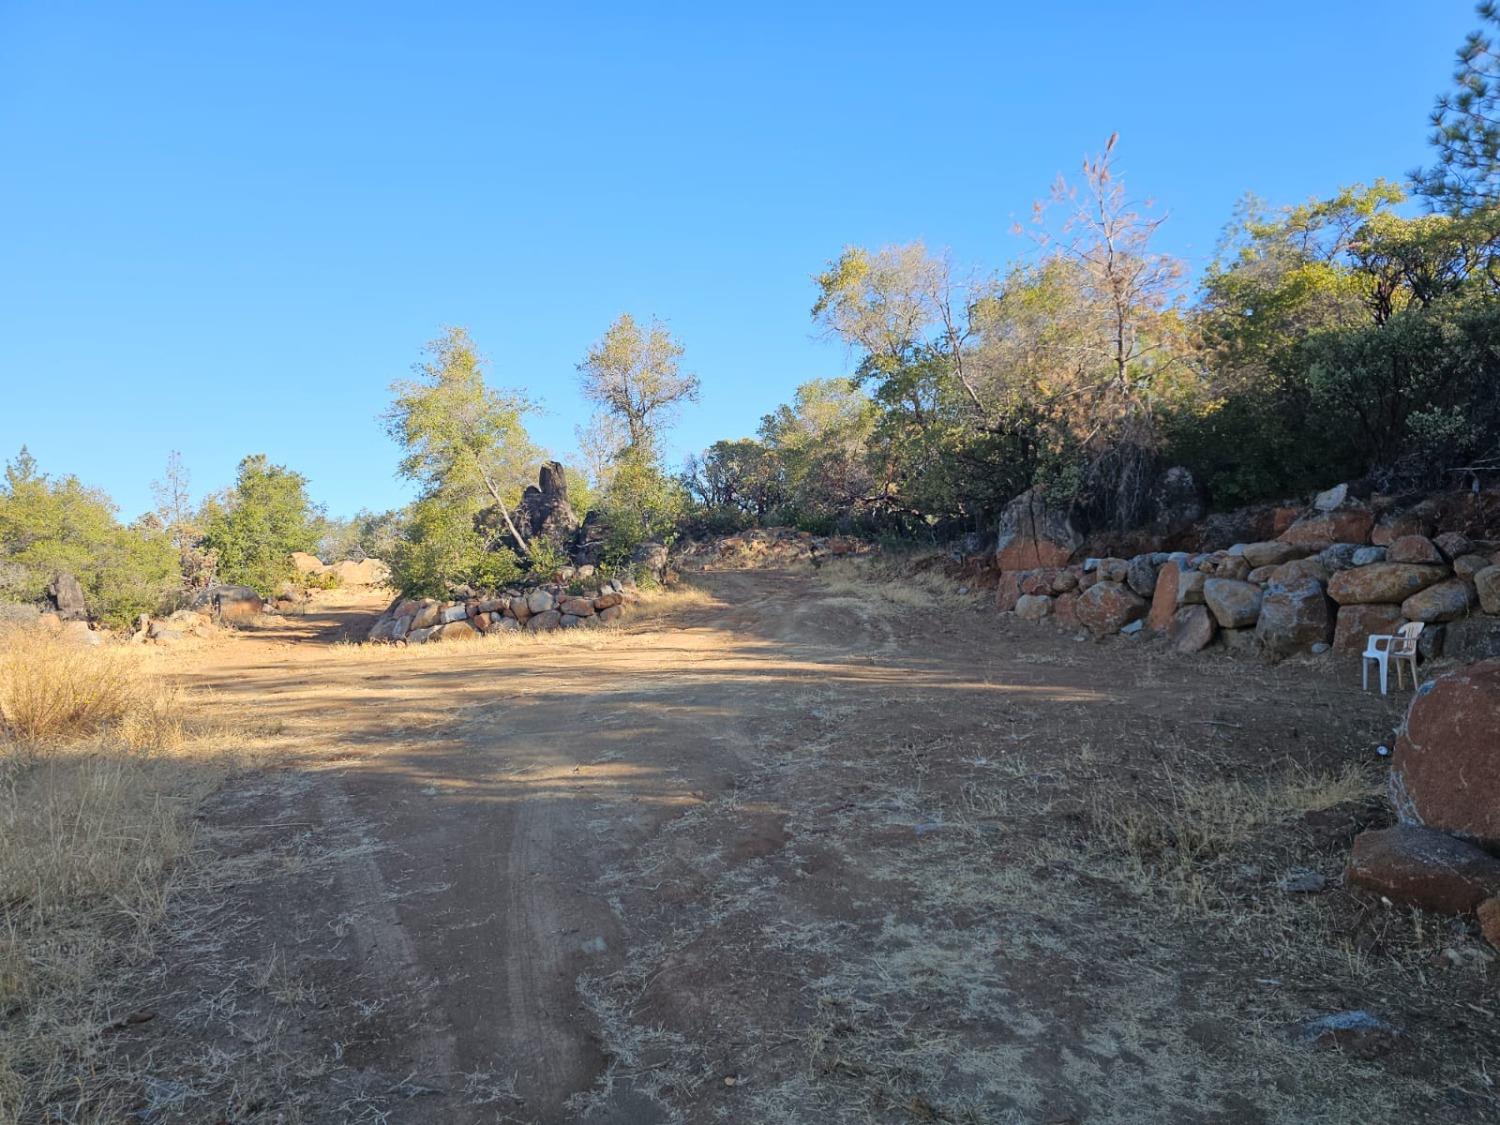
[103,569,1498,1123]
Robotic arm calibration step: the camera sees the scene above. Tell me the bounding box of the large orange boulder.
[1327,563,1448,605]
[1333,604,1403,654]
[1255,577,1333,656]
[994,488,1082,570]
[1391,659,1500,848]
[1347,825,1500,914]
[1278,505,1374,550]
[1076,581,1147,637]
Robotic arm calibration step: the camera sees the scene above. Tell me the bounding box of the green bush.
[0,449,178,628]
[201,455,321,596]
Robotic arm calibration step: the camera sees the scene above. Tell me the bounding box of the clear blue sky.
[0,2,1478,520]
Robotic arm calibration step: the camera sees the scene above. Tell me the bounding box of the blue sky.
[0,2,1479,519]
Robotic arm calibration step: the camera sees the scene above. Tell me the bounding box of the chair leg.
[1380,658,1389,695]
[1396,658,1404,690]
[1362,660,1369,692]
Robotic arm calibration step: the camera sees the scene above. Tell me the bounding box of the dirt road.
[126,568,1498,1124]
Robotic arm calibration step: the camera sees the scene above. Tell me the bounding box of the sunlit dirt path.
[120,570,1495,1125]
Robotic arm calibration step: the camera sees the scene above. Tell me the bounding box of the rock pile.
[997,488,1500,660]
[367,576,634,644]
[292,553,392,587]
[1347,660,1500,949]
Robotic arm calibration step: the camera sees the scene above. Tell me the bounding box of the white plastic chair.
[1362,622,1424,695]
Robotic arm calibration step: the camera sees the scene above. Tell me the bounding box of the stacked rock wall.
[368,576,633,644]
[997,492,1500,661]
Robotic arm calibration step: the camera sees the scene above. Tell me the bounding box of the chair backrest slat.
[1394,621,1424,655]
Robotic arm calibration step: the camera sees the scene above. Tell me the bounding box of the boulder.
[1475,566,1500,615]
[1269,557,1330,586]
[1076,581,1147,637]
[1434,531,1474,561]
[1203,578,1263,629]
[1279,506,1374,550]
[1333,604,1404,654]
[1391,660,1500,848]
[994,571,1023,613]
[559,596,596,617]
[513,461,579,548]
[1049,569,1079,594]
[1317,543,1361,572]
[526,589,556,615]
[1149,466,1205,540]
[433,620,479,642]
[1014,594,1053,621]
[1168,605,1217,653]
[526,609,563,633]
[1400,579,1475,624]
[1372,510,1433,546]
[1255,578,1333,656]
[509,595,532,622]
[1453,553,1492,583]
[598,604,624,624]
[559,613,585,628]
[43,572,87,621]
[594,591,623,610]
[1053,591,1080,626]
[631,541,670,581]
[1125,556,1158,599]
[1247,565,1277,585]
[192,584,263,622]
[1312,483,1349,511]
[1385,535,1444,565]
[441,603,468,624]
[491,615,521,632]
[995,488,1083,570]
[1241,541,1304,568]
[1327,564,1448,605]
[407,625,438,644]
[1447,616,1500,661]
[1096,558,1129,583]
[1347,825,1500,915]
[409,600,442,630]
[1351,546,1387,566]
[1199,552,1251,581]
[1147,561,1187,632]
[291,551,325,574]
[1481,897,1500,953]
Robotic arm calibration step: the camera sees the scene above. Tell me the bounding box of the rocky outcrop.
[45,572,87,621]
[995,488,1082,570]
[191,584,264,622]
[1204,578,1262,629]
[1391,660,1500,848]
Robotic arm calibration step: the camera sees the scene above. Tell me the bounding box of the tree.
[201,454,322,595]
[0,447,177,625]
[384,327,541,560]
[683,438,784,527]
[759,378,878,526]
[150,450,196,552]
[577,314,699,456]
[1414,2,1500,212]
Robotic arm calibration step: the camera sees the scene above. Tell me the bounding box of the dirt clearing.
[19,570,1499,1123]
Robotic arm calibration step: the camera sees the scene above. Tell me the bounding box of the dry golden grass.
[817,553,979,610]
[0,627,185,750]
[0,627,254,1121]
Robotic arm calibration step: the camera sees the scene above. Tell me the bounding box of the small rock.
[1279,869,1328,894]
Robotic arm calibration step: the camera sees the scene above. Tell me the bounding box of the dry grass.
[0,627,186,750]
[817,553,980,611]
[0,627,254,1121]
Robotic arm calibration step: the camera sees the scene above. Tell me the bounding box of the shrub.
[200,455,321,596]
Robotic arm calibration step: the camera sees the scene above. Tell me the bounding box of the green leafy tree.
[383,328,540,592]
[577,314,699,457]
[0,447,177,625]
[597,449,689,561]
[201,454,322,595]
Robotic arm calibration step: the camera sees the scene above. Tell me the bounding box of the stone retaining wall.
[368,577,633,644]
[999,529,1500,661]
